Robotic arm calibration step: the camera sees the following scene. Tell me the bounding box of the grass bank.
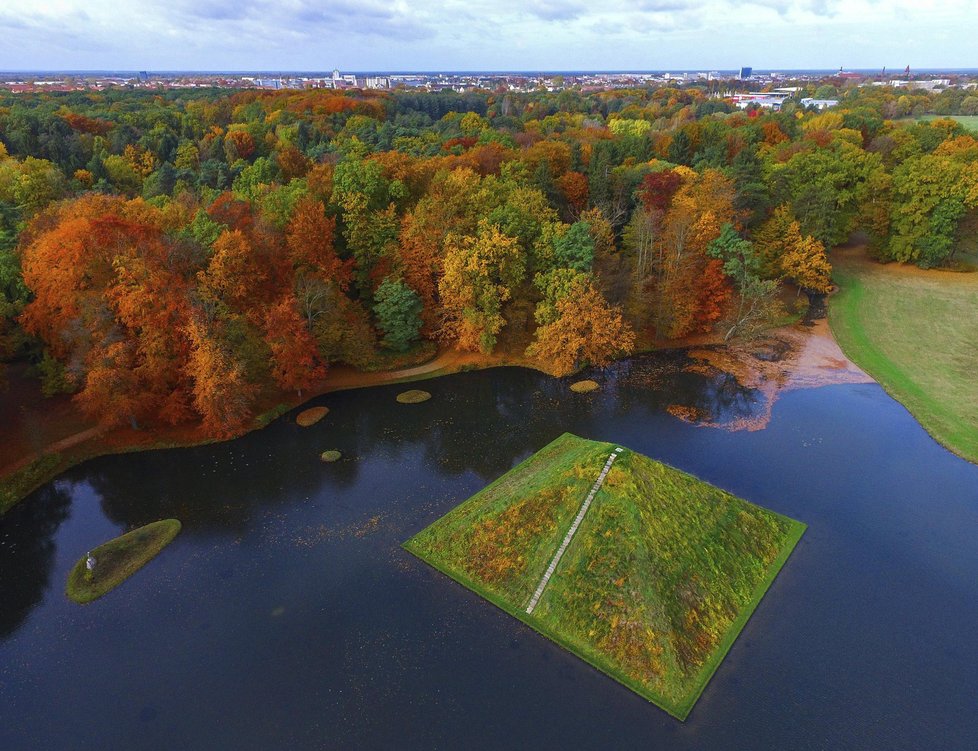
[66,519,182,604]
[404,433,805,720]
[829,249,978,464]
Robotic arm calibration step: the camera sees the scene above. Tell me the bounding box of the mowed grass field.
[829,249,978,464]
[404,433,805,720]
[917,114,978,133]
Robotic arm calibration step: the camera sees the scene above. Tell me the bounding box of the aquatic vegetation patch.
[66,519,182,604]
[296,406,329,426]
[404,433,804,720]
[569,379,600,393]
[396,389,432,404]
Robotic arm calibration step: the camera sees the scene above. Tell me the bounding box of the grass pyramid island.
[404,433,805,719]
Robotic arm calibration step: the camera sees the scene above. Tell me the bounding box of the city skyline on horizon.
[0,1,974,72]
[1,66,973,76]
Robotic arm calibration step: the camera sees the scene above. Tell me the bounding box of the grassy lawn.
[829,251,978,464]
[404,433,805,720]
[917,114,978,133]
[66,519,182,604]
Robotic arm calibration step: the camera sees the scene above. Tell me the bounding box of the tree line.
[1,80,976,436]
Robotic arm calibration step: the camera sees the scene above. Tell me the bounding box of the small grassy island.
[570,379,600,393]
[404,433,805,719]
[396,389,432,404]
[66,519,182,604]
[296,406,329,427]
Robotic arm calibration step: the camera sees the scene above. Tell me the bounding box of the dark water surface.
[2,354,977,750]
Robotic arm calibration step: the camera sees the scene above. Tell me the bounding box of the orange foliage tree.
[526,275,635,376]
[19,195,195,426]
[556,171,589,217]
[184,316,257,438]
[650,169,738,338]
[286,197,351,287]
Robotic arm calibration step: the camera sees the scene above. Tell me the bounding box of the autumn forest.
[2,82,977,440]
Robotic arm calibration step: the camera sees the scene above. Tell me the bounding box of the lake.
[2,338,977,750]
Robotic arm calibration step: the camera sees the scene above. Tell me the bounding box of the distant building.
[138,71,149,83]
[877,78,950,91]
[729,90,793,110]
[739,66,752,80]
[800,98,839,110]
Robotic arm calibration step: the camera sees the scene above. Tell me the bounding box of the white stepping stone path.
[525,447,624,615]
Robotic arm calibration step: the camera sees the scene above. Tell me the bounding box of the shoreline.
[827,246,978,466]
[0,316,862,516]
[0,346,555,514]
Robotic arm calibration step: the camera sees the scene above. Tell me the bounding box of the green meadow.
[830,252,978,464]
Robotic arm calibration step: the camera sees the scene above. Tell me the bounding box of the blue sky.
[0,0,973,71]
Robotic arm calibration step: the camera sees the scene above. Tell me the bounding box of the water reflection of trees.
[89,421,360,535]
[83,368,608,537]
[691,371,762,425]
[367,370,595,482]
[0,483,71,639]
[609,351,763,428]
[86,351,767,537]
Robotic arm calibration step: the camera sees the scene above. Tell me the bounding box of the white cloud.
[0,0,973,70]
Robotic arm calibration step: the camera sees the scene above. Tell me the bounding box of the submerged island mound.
[296,406,329,427]
[570,379,600,393]
[396,389,431,404]
[404,433,804,720]
[66,519,182,604]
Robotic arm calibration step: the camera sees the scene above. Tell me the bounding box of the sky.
[0,0,975,72]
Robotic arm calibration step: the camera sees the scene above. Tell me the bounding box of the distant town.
[1,68,976,106]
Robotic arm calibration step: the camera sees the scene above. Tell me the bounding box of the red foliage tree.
[206,192,254,232]
[638,170,683,214]
[556,171,589,216]
[225,130,256,161]
[693,259,732,333]
[263,294,326,394]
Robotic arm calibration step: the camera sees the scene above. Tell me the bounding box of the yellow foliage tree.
[439,221,525,353]
[781,235,832,294]
[754,205,832,292]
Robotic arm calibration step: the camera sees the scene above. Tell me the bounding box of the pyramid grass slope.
[404,433,805,720]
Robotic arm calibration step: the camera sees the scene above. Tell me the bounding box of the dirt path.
[0,425,104,477]
[313,348,473,392]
